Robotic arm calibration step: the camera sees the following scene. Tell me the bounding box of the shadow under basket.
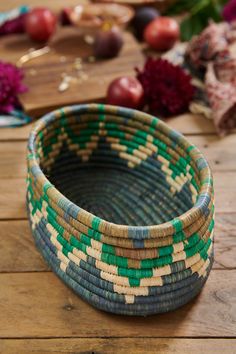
[27,104,214,316]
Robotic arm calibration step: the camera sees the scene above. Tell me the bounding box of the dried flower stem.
[17,46,51,67]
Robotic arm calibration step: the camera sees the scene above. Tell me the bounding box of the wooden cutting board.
[0,27,144,117]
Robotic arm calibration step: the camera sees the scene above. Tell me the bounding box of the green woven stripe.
[29,194,213,277]
[27,104,214,316]
[28,179,214,263]
[35,122,200,189]
[92,217,101,231]
[31,207,212,291]
[172,219,183,232]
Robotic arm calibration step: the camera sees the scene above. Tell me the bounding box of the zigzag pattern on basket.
[27,104,214,316]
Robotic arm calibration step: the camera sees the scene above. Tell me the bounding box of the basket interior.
[37,111,200,226]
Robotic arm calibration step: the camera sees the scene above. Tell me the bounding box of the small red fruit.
[24,7,57,42]
[144,17,179,51]
[107,76,144,109]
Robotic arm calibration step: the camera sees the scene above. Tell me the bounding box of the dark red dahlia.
[136,58,194,116]
[0,61,27,113]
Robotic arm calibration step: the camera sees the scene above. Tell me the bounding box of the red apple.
[24,7,57,42]
[107,76,144,109]
[144,17,179,51]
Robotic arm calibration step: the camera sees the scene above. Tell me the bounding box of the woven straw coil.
[27,104,214,316]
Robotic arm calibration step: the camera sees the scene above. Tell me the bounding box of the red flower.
[136,58,194,116]
[0,61,27,113]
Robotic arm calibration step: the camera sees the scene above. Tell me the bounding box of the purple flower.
[0,61,27,113]
[222,0,236,23]
[0,14,26,36]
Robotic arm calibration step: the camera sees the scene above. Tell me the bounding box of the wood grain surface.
[0,28,143,117]
[1,338,235,354]
[0,1,236,352]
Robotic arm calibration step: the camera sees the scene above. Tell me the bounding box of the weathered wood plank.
[0,338,236,354]
[0,29,143,117]
[214,214,236,270]
[0,142,26,178]
[0,212,235,272]
[0,220,48,272]
[0,124,33,142]
[168,113,217,135]
[213,172,236,213]
[190,134,236,172]
[0,179,26,219]
[0,171,234,219]
[0,270,235,338]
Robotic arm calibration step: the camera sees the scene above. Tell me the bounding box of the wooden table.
[0,1,236,353]
[0,113,236,353]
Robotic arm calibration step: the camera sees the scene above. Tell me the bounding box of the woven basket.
[27,104,214,316]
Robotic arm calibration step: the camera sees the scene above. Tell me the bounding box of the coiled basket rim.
[27,103,213,240]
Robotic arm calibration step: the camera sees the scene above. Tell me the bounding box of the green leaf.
[190,0,211,15]
[179,0,227,41]
[180,14,204,41]
[165,0,198,15]
[166,0,226,16]
[201,1,223,21]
